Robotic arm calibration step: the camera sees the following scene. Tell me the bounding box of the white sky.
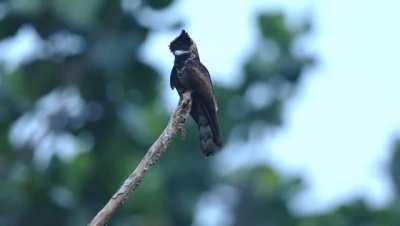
[142,0,400,215]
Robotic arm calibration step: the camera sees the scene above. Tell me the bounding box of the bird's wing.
[184,62,222,148]
[184,62,217,114]
[199,63,218,111]
[170,66,179,90]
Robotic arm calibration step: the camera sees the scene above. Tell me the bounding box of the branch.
[88,92,192,226]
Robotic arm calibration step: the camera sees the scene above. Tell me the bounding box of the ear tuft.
[169,30,193,52]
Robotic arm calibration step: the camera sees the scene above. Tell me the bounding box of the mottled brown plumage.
[169,30,222,156]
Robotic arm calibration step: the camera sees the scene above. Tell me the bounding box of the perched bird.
[169,30,222,156]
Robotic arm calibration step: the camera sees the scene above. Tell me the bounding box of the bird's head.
[169,30,199,59]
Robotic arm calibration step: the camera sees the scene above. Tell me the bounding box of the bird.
[169,30,222,156]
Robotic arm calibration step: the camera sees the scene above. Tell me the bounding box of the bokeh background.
[1,0,400,225]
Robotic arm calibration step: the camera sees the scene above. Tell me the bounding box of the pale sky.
[142,0,400,215]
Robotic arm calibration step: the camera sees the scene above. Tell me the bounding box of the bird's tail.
[196,106,222,156]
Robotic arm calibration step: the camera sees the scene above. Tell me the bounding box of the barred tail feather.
[191,98,222,156]
[198,115,220,156]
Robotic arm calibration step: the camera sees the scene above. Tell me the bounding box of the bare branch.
[88,92,192,226]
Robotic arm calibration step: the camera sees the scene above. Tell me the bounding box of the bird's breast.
[175,65,191,90]
[177,67,185,78]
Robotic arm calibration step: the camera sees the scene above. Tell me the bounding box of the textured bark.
[88,92,192,226]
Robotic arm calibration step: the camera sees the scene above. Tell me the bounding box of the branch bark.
[88,92,192,226]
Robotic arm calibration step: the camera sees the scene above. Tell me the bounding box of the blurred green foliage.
[0,0,399,226]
